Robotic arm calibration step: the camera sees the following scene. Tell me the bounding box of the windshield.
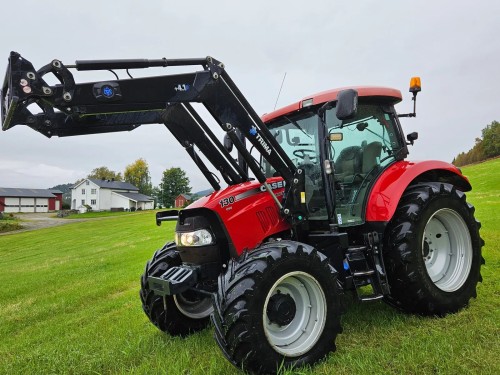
[264,111,327,220]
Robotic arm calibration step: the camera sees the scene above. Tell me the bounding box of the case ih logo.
[250,126,272,155]
[259,180,286,192]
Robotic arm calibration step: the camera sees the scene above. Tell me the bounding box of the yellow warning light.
[410,77,421,93]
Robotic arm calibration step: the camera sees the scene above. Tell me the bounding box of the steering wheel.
[293,149,316,160]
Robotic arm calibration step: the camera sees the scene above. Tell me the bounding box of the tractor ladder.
[345,232,390,302]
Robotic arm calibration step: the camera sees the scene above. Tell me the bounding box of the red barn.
[174,194,192,208]
[0,188,63,213]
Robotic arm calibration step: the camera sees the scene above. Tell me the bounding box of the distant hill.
[193,188,214,197]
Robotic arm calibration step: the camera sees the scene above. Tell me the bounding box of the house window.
[91,199,96,205]
[82,189,85,194]
[86,181,89,185]
[81,199,85,205]
[91,189,97,194]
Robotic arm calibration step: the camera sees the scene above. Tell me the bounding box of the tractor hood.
[186,177,290,252]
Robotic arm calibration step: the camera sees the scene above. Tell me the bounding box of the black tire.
[384,183,484,316]
[140,242,212,336]
[212,241,343,374]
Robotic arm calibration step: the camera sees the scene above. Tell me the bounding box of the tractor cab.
[262,87,406,227]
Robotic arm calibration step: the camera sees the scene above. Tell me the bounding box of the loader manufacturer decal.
[249,126,272,155]
[174,84,190,92]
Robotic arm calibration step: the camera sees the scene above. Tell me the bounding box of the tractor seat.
[335,146,363,183]
[362,141,382,174]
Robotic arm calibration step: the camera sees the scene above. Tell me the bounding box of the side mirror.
[223,134,233,152]
[406,132,418,145]
[336,89,358,120]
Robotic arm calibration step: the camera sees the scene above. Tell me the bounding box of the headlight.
[175,229,214,247]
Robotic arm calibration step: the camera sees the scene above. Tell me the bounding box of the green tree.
[481,120,500,158]
[124,158,153,195]
[453,120,499,167]
[87,166,123,181]
[150,186,161,209]
[160,167,191,208]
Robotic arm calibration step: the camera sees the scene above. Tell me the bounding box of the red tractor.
[2,52,483,374]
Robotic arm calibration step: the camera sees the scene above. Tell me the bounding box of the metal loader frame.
[1,51,308,226]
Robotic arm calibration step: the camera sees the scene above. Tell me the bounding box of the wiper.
[283,116,312,139]
[340,116,374,129]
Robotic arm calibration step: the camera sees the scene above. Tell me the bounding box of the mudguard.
[366,160,471,222]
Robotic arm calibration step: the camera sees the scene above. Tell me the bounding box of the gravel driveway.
[0,213,88,235]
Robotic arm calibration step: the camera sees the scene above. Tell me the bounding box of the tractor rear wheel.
[140,242,212,336]
[384,183,484,315]
[212,241,343,374]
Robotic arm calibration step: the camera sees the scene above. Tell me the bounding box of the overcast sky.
[1,1,499,192]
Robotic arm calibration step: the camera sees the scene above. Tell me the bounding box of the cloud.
[0,160,85,188]
[1,0,499,191]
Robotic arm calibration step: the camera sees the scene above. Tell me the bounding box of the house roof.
[113,192,154,202]
[178,194,192,200]
[73,178,138,191]
[0,187,57,198]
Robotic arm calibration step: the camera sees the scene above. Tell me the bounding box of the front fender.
[366,160,471,222]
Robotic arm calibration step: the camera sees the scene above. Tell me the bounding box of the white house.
[71,179,154,212]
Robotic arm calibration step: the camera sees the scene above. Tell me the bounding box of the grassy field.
[0,159,498,375]
[63,210,145,219]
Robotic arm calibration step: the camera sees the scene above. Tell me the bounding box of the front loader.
[1,52,484,374]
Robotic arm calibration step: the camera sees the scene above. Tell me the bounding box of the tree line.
[453,120,499,167]
[85,158,191,208]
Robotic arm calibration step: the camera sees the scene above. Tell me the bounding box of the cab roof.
[262,86,402,123]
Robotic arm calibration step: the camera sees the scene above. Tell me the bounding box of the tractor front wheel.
[212,241,343,374]
[140,242,212,336]
[384,183,484,315]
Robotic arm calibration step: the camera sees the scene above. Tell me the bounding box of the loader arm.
[1,52,307,224]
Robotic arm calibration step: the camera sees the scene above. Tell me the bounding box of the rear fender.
[366,160,471,222]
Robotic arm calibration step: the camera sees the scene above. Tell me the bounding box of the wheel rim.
[422,208,473,292]
[174,291,213,319]
[263,271,327,357]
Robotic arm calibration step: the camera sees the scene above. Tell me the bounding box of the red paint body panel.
[366,160,469,222]
[188,177,290,255]
[262,86,402,123]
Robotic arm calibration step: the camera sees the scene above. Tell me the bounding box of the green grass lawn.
[0,160,498,375]
[63,210,148,219]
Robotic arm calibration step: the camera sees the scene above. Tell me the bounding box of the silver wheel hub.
[422,208,473,292]
[174,291,213,319]
[263,271,327,357]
